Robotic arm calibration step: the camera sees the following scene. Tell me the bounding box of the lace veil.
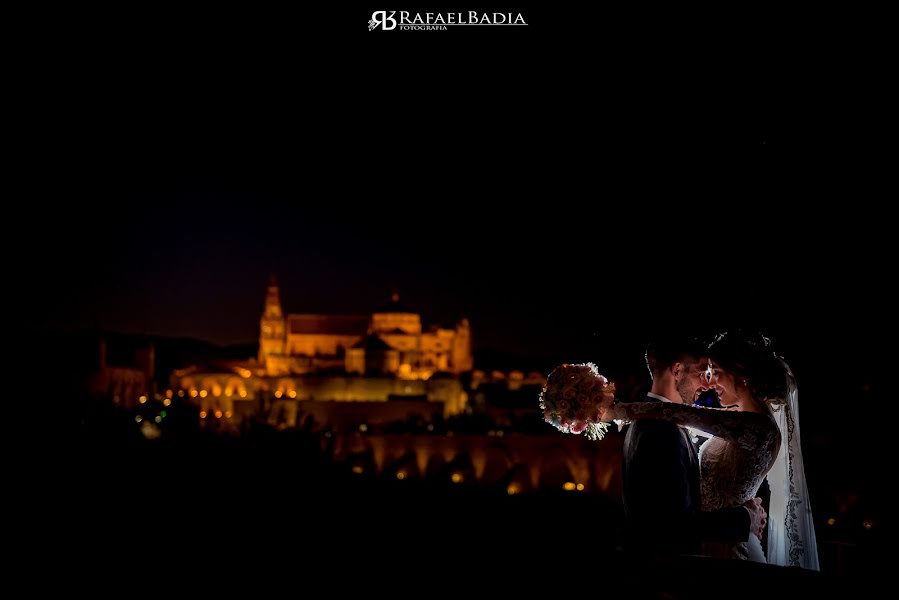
[766,360,819,569]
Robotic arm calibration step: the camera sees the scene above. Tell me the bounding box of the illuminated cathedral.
[258,276,472,379]
[170,277,472,423]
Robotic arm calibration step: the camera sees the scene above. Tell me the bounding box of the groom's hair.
[645,335,706,379]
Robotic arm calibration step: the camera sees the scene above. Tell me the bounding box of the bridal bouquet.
[539,363,617,440]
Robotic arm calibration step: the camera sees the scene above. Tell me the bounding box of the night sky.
[24,5,889,407]
[32,176,889,376]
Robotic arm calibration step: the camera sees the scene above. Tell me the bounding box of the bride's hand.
[597,389,617,422]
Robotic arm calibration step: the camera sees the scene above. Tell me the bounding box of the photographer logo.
[369,11,527,31]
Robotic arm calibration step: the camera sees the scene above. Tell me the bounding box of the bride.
[605,332,819,569]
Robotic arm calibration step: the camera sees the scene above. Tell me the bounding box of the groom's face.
[676,356,714,404]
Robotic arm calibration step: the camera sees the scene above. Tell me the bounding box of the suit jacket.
[622,394,750,555]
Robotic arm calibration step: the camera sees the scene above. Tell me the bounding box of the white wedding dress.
[614,401,781,562]
[698,424,778,561]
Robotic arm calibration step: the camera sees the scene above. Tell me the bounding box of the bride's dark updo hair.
[708,331,789,406]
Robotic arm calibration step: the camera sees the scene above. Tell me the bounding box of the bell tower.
[452,318,473,373]
[259,274,286,366]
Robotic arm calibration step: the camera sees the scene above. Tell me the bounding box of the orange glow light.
[451,473,464,484]
[225,411,233,419]
[214,410,223,419]
[199,390,208,398]
[190,390,198,398]
[563,482,577,492]
[199,411,207,419]
[163,399,171,407]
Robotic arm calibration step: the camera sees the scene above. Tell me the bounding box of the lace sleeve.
[613,402,778,451]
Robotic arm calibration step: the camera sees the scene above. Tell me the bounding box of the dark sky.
[31,175,889,374]
[23,5,889,383]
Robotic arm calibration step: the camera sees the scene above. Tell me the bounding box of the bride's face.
[716,370,752,410]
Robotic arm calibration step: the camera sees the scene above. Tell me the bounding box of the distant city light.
[827,518,836,526]
[154,416,162,423]
[563,482,577,491]
[274,391,283,398]
[396,470,407,480]
[426,424,434,432]
[200,411,207,419]
[225,411,232,419]
[178,390,185,397]
[165,390,173,399]
[863,520,874,530]
[190,390,198,398]
[288,390,297,398]
[135,416,142,423]
[140,421,161,440]
[214,410,223,419]
[239,390,247,398]
[496,430,504,437]
[451,473,464,484]
[352,465,364,474]
[199,390,208,398]
[506,483,521,495]
[359,424,368,432]
[139,395,147,404]
[163,399,172,407]
[576,483,585,491]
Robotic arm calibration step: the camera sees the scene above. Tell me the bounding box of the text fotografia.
[369,11,527,31]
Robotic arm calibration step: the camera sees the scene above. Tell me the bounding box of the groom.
[622,335,766,556]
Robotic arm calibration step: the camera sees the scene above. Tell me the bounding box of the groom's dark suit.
[622,394,750,555]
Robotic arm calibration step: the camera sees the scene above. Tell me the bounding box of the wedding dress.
[612,367,819,569]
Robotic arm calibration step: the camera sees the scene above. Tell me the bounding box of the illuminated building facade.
[259,276,472,379]
[170,277,472,423]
